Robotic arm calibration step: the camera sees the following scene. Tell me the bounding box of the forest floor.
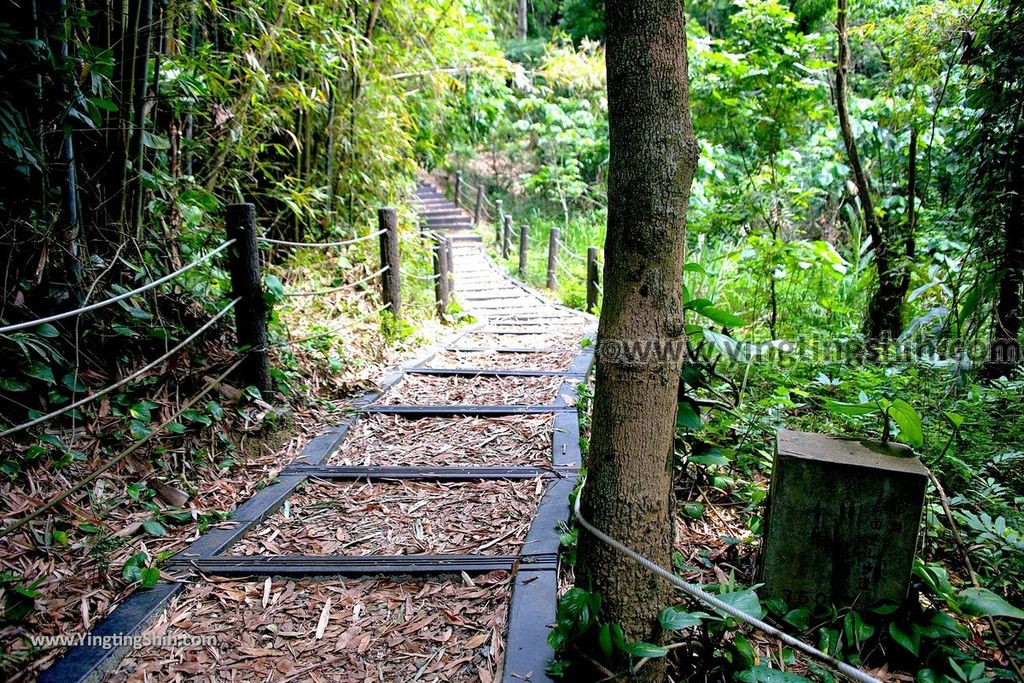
[6,178,595,682]
[0,242,452,679]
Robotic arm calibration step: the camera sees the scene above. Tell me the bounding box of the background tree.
[575,0,697,679]
[835,0,915,345]
[968,0,1024,377]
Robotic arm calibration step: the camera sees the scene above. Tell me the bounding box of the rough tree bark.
[836,0,910,344]
[517,0,528,39]
[576,0,697,679]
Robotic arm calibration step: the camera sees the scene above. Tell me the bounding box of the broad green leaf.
[129,403,152,422]
[264,275,286,304]
[889,399,923,447]
[659,606,702,631]
[62,374,87,392]
[0,377,29,392]
[958,588,1024,620]
[888,622,919,655]
[783,607,811,630]
[681,501,705,520]
[690,450,729,466]
[142,131,170,150]
[23,363,55,384]
[715,589,765,620]
[129,420,152,440]
[695,304,748,328]
[182,409,212,426]
[34,323,60,338]
[142,519,167,537]
[597,623,613,659]
[676,402,701,430]
[140,566,161,588]
[89,97,119,112]
[621,641,668,658]
[684,297,714,311]
[206,401,225,420]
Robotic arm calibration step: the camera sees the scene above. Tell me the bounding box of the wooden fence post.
[473,185,484,225]
[496,199,504,224]
[454,171,463,208]
[518,224,529,279]
[547,227,560,290]
[226,203,271,394]
[378,207,402,318]
[587,246,600,313]
[502,215,512,260]
[433,235,449,317]
[445,236,456,294]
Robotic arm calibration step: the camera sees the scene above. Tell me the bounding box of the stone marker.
[760,429,928,609]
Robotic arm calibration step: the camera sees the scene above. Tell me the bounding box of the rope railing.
[282,265,390,298]
[257,228,386,249]
[0,357,245,540]
[446,162,602,313]
[1,203,415,443]
[0,299,241,439]
[434,165,605,314]
[572,479,882,683]
[0,240,236,335]
[556,239,589,263]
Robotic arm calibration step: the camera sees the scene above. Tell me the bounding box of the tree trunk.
[984,131,1024,376]
[835,0,908,343]
[576,1,697,679]
[127,0,153,237]
[517,0,527,39]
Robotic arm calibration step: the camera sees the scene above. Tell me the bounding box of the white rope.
[283,265,389,297]
[573,479,882,683]
[0,240,236,335]
[556,239,588,263]
[1,298,241,438]
[557,258,581,278]
[257,228,386,248]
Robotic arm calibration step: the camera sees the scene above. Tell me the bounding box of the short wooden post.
[445,236,456,294]
[518,224,529,279]
[587,246,600,313]
[433,235,449,317]
[226,203,271,394]
[496,199,504,224]
[473,185,485,225]
[547,227,560,290]
[378,207,402,318]
[454,171,463,208]
[502,215,512,260]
